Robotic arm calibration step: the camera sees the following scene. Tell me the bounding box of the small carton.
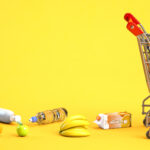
[94,112,131,129]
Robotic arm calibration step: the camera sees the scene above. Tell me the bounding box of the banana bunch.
[59,115,90,137]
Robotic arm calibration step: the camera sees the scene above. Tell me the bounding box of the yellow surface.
[0,0,150,149]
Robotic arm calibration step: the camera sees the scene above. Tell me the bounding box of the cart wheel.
[146,130,150,139]
[143,118,146,126]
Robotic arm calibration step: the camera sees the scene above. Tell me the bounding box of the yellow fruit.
[66,115,87,121]
[60,120,90,132]
[81,125,88,129]
[60,127,90,137]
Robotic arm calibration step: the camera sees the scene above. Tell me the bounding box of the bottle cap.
[29,116,37,123]
[10,115,22,123]
[14,115,21,123]
[96,115,101,121]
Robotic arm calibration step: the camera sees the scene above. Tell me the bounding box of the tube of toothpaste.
[0,108,21,124]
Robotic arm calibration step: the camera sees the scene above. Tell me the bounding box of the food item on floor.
[60,119,89,131]
[59,115,90,137]
[94,112,131,129]
[60,127,90,137]
[66,115,87,121]
[17,124,29,137]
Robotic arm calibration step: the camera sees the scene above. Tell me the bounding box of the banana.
[83,125,88,129]
[59,115,90,137]
[60,127,90,137]
[62,115,88,126]
[65,115,87,121]
[60,119,89,131]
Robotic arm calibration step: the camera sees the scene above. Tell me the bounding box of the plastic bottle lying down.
[29,108,68,124]
[0,108,21,124]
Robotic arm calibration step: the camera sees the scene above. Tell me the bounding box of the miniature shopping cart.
[124,13,150,138]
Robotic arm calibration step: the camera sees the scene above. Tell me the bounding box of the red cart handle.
[124,13,140,25]
[127,22,143,36]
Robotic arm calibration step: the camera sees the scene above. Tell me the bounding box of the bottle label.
[40,112,46,120]
[56,111,60,119]
[52,110,61,121]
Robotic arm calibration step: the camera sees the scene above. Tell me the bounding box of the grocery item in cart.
[94,112,131,129]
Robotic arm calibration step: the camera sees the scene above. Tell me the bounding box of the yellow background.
[0,0,150,149]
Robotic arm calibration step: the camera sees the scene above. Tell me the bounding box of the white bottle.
[0,108,21,124]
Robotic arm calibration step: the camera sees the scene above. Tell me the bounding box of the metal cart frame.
[124,13,150,138]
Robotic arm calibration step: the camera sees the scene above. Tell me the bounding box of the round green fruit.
[17,125,29,137]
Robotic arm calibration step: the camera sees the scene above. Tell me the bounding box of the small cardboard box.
[94,112,131,129]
